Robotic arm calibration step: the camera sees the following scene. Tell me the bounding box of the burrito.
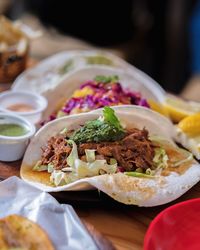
[21,106,200,206]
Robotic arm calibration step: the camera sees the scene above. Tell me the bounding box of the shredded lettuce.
[50,140,117,186]
[153,148,169,169]
[125,172,154,178]
[172,152,193,167]
[145,168,156,175]
[33,161,48,171]
[60,127,68,135]
[47,164,54,173]
[73,159,117,178]
[50,170,75,186]
[67,140,79,167]
[33,162,54,173]
[151,136,193,168]
[50,171,65,186]
[85,149,96,162]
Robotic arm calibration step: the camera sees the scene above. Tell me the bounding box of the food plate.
[144,198,200,250]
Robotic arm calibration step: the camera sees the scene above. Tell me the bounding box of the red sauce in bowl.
[7,103,35,112]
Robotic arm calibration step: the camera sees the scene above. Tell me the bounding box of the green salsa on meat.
[70,106,125,143]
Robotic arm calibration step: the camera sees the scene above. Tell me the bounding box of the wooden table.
[1,23,200,247]
[1,78,200,250]
[1,160,200,250]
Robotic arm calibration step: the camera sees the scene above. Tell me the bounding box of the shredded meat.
[41,135,71,170]
[40,128,155,171]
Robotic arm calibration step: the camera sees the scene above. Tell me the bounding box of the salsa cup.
[0,113,35,161]
[0,91,48,124]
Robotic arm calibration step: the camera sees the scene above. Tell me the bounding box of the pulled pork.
[40,128,155,171]
[41,135,71,170]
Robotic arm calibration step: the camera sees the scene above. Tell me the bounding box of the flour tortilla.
[20,107,200,207]
[12,50,165,99]
[40,66,165,120]
[0,214,55,249]
[12,50,131,94]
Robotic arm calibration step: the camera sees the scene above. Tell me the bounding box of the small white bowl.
[0,90,48,124]
[0,113,35,161]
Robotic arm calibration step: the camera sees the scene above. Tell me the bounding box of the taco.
[41,66,165,123]
[12,50,165,99]
[12,50,130,94]
[0,214,54,249]
[21,106,199,206]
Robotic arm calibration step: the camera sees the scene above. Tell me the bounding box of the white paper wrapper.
[0,176,98,250]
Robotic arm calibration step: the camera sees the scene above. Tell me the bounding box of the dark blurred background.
[2,0,200,95]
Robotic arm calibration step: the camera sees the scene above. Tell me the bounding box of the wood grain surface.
[1,161,200,250]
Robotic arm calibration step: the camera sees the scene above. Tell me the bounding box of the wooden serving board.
[0,160,115,250]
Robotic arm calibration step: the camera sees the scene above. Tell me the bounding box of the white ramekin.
[0,90,48,124]
[0,113,35,161]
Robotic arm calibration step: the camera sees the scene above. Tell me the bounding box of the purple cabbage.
[44,79,150,124]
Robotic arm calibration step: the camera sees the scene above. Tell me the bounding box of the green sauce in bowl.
[0,123,28,137]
